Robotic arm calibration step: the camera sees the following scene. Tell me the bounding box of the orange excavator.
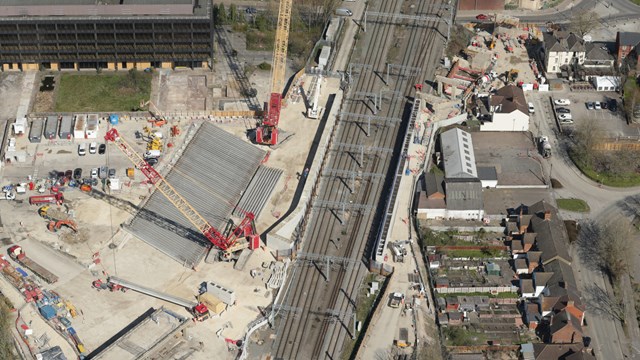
[48,220,78,233]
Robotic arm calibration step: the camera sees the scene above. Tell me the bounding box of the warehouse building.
[0,0,214,71]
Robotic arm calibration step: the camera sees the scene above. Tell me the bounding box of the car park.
[89,142,97,154]
[73,168,82,180]
[98,143,106,154]
[78,144,86,156]
[586,102,594,110]
[91,168,98,179]
[99,166,108,179]
[556,107,571,114]
[594,101,602,110]
[108,168,116,179]
[554,99,571,106]
[558,113,573,121]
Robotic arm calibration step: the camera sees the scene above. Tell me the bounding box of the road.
[456,0,640,23]
[529,91,640,359]
[268,0,448,359]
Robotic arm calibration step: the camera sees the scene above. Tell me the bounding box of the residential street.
[530,91,640,359]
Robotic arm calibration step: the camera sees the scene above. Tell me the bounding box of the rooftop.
[440,128,478,179]
[617,31,640,47]
[489,84,529,115]
[0,0,202,17]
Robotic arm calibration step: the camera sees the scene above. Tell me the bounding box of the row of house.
[508,201,587,345]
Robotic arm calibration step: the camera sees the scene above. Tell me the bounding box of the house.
[540,259,584,320]
[520,278,535,298]
[514,258,528,275]
[583,42,615,69]
[481,85,530,132]
[590,76,620,92]
[527,251,543,273]
[446,297,460,311]
[616,32,640,66]
[435,278,449,288]
[438,313,449,326]
[541,32,586,74]
[525,302,542,330]
[458,297,476,312]
[533,271,554,297]
[550,309,583,344]
[532,343,590,360]
[416,128,484,220]
[527,201,572,265]
[448,312,463,325]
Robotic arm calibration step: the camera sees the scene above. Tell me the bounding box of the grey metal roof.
[126,123,265,267]
[0,0,196,17]
[440,128,477,179]
[233,165,282,218]
[477,166,497,181]
[444,180,483,211]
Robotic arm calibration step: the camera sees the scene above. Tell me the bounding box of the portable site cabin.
[44,116,58,140]
[12,118,27,136]
[86,114,99,139]
[74,115,86,139]
[28,118,44,143]
[59,116,73,140]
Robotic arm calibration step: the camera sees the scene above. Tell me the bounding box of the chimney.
[544,210,551,221]
[567,300,574,307]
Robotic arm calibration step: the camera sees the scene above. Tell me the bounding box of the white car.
[78,143,86,156]
[561,119,575,125]
[528,102,535,114]
[554,99,571,106]
[558,113,573,121]
[89,142,97,154]
[594,101,602,110]
[91,168,98,179]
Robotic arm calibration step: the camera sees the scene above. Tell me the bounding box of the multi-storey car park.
[0,0,213,71]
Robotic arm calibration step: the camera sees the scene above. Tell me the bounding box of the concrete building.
[0,0,213,71]
[481,85,530,132]
[541,32,586,74]
[591,76,621,92]
[415,128,484,220]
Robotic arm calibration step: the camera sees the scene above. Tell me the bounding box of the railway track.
[270,0,447,358]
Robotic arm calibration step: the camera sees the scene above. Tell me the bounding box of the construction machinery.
[92,278,127,292]
[7,245,59,284]
[47,220,78,233]
[38,205,68,221]
[538,136,552,158]
[140,100,167,127]
[29,192,64,205]
[255,0,293,145]
[99,276,210,321]
[508,69,519,82]
[306,75,323,119]
[104,129,260,257]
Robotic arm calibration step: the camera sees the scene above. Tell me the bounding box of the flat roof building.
[0,0,213,71]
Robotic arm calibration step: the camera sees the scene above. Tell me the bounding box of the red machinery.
[255,0,292,146]
[104,129,260,253]
[29,192,64,205]
[92,279,126,292]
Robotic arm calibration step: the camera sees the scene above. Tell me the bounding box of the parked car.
[528,102,535,114]
[586,102,595,110]
[476,14,488,20]
[556,107,571,114]
[89,142,97,154]
[594,101,602,110]
[146,157,159,166]
[78,143,86,156]
[561,119,575,125]
[245,7,257,14]
[558,113,573,121]
[91,168,98,179]
[58,316,71,329]
[73,168,82,180]
[554,99,571,106]
[108,168,116,179]
[601,101,608,110]
[609,99,618,112]
[64,169,73,180]
[99,166,108,179]
[98,143,106,155]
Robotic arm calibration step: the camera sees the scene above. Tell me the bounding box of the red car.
[476,14,489,20]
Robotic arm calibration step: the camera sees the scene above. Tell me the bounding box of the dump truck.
[395,327,410,348]
[7,245,58,284]
[538,136,551,158]
[29,193,64,205]
[38,205,68,221]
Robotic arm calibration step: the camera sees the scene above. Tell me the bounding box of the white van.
[335,8,353,16]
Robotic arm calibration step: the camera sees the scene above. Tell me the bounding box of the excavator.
[140,100,167,127]
[39,205,78,233]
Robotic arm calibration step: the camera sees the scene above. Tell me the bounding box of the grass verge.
[557,198,590,213]
[55,71,152,112]
[571,156,640,187]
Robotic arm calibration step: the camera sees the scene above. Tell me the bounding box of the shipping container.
[73,115,86,139]
[40,305,57,320]
[59,116,74,139]
[44,116,58,140]
[86,114,99,139]
[28,118,44,143]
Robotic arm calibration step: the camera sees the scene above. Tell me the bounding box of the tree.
[216,4,227,25]
[577,218,634,281]
[229,4,238,24]
[570,118,602,169]
[569,10,600,38]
